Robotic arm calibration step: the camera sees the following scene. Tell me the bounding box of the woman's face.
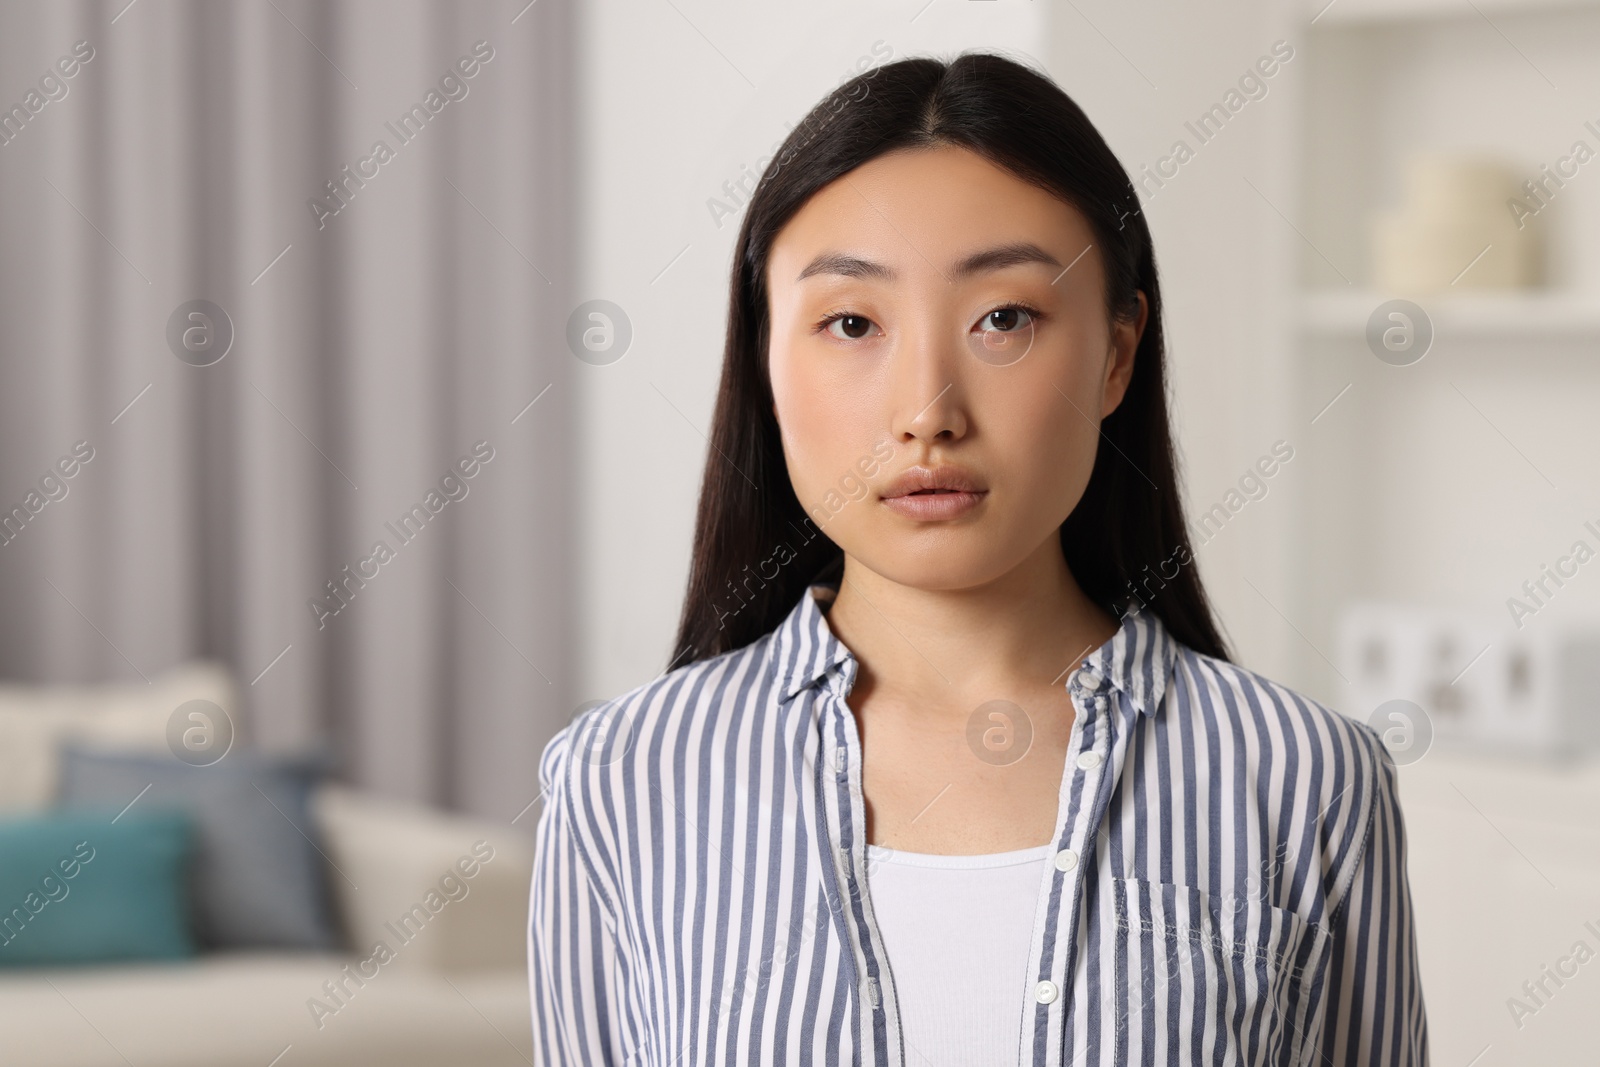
[766,144,1146,591]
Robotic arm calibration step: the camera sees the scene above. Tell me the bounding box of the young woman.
[529,52,1427,1067]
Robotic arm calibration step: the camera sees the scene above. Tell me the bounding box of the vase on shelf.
[1369,151,1540,293]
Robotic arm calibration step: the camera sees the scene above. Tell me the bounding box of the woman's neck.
[823,538,1118,723]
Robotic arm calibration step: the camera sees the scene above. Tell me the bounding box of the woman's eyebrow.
[951,241,1064,278]
[796,251,893,282]
[796,241,1064,283]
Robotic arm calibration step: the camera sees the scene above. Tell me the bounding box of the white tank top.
[865,841,1052,1065]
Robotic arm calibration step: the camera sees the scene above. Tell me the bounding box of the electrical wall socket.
[1336,603,1600,762]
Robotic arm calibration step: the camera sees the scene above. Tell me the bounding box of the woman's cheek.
[999,379,1095,513]
[776,403,841,511]
[1048,421,1102,521]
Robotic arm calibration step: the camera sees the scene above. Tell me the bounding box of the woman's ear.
[1102,289,1147,418]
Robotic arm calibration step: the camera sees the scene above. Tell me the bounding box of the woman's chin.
[843,546,1023,594]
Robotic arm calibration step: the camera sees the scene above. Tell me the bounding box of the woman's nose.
[888,321,969,444]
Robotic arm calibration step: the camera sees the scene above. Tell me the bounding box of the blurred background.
[0,0,1597,1064]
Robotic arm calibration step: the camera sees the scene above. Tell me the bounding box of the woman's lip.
[880,489,988,520]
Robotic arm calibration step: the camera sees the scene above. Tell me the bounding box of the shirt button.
[833,748,846,773]
[1076,750,1103,770]
[1074,667,1104,691]
[1053,848,1078,872]
[1035,980,1059,1004]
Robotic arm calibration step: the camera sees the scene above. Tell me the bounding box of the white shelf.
[1308,0,1600,26]
[1300,289,1600,338]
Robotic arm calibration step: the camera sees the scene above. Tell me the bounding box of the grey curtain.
[0,0,575,822]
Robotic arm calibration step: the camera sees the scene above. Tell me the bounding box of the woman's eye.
[825,314,876,340]
[977,307,1034,334]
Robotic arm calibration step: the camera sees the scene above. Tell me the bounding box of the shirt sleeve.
[528,727,635,1066]
[1313,733,1430,1065]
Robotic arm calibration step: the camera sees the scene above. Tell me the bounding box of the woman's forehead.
[767,145,1095,286]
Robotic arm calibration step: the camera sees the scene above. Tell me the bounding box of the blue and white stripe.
[528,580,1429,1065]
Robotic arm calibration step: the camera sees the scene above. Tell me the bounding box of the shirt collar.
[770,579,1180,717]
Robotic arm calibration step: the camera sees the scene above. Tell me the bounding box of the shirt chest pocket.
[1108,876,1331,1067]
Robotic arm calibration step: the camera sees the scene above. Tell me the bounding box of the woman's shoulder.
[1165,645,1403,902]
[537,629,783,806]
[1168,643,1398,845]
[1172,643,1390,769]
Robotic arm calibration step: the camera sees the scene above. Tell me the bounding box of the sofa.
[0,662,535,1067]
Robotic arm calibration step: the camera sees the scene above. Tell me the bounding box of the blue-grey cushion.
[0,809,197,967]
[56,745,340,951]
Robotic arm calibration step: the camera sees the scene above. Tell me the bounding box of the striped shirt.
[528,579,1429,1065]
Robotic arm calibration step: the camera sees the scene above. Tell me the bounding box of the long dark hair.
[670,51,1231,671]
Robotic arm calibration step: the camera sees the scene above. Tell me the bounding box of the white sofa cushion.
[312,785,534,974]
[0,661,239,812]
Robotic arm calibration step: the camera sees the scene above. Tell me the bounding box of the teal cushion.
[0,810,196,967]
